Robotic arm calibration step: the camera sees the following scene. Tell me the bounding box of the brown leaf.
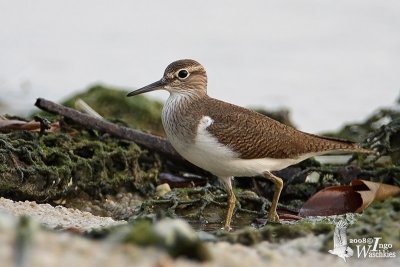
[0,119,31,130]
[353,180,400,212]
[299,179,400,217]
[0,118,60,133]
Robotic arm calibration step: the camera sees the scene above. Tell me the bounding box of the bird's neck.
[164,91,206,114]
[162,91,207,147]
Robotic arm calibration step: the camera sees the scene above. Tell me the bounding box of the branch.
[35,98,182,160]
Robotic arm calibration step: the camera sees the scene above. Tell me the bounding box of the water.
[0,0,399,132]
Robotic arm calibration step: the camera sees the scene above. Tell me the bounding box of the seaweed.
[0,130,160,203]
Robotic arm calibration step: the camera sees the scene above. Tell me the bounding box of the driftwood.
[35,98,183,161]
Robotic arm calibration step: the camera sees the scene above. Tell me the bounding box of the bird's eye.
[177,69,189,79]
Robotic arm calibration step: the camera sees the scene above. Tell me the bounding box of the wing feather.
[199,98,361,159]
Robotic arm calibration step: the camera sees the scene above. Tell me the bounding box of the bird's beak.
[127,79,166,97]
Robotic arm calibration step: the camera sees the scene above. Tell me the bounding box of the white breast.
[161,93,194,154]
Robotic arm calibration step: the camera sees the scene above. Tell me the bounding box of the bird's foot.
[267,211,280,223]
[222,224,232,231]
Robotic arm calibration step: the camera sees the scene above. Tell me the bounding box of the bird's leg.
[220,176,236,231]
[263,171,283,222]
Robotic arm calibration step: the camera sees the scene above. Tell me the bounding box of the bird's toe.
[267,212,280,223]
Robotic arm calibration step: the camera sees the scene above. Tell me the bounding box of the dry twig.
[35,98,182,161]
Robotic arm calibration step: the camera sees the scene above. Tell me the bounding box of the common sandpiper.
[127,59,371,230]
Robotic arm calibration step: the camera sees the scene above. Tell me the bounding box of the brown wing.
[202,98,362,159]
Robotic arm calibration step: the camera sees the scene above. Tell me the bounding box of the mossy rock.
[0,130,161,201]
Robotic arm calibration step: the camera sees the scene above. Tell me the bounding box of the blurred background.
[0,0,399,132]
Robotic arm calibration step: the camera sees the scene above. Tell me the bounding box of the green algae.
[89,218,211,261]
[0,130,160,202]
[216,221,333,246]
[1,85,166,216]
[124,219,211,261]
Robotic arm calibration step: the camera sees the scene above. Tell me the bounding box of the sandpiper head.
[127,59,208,98]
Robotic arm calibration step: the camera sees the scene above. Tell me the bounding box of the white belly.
[176,142,304,177]
[166,115,306,177]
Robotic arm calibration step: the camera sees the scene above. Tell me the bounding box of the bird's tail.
[304,132,375,155]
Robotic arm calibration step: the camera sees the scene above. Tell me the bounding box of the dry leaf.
[0,118,60,133]
[0,119,39,131]
[352,179,400,212]
[299,179,400,217]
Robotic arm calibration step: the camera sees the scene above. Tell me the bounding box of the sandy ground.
[0,197,126,230]
[0,197,398,267]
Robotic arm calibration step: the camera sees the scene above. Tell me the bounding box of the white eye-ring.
[177,69,190,80]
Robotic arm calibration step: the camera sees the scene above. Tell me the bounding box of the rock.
[156,183,172,197]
